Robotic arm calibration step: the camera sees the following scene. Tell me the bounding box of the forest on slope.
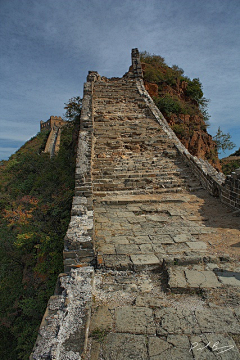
[0,118,79,359]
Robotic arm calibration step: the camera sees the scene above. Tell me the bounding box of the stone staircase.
[30,49,240,360]
[92,79,201,198]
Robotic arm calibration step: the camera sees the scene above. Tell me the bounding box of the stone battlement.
[40,116,67,131]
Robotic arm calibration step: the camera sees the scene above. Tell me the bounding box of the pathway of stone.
[84,76,240,360]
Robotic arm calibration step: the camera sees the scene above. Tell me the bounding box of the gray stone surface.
[115,306,155,334]
[185,269,221,289]
[168,268,187,290]
[186,241,208,250]
[155,308,200,335]
[102,333,148,360]
[130,254,161,270]
[195,307,240,334]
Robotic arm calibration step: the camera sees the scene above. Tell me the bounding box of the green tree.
[213,127,236,153]
[64,96,82,120]
[185,78,203,103]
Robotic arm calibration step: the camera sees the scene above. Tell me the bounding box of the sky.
[0,0,239,161]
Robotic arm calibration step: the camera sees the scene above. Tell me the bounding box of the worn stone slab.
[168,268,187,290]
[103,255,132,270]
[155,308,200,335]
[163,243,189,253]
[102,333,148,360]
[115,244,141,255]
[139,243,154,253]
[98,244,116,254]
[111,235,130,244]
[145,214,168,222]
[186,241,207,251]
[173,233,192,243]
[133,235,151,244]
[150,234,174,244]
[195,307,240,334]
[130,254,160,270]
[115,306,155,334]
[149,335,193,360]
[185,269,222,289]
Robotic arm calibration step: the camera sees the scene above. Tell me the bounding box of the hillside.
[140,52,221,171]
[221,147,240,175]
[0,119,79,359]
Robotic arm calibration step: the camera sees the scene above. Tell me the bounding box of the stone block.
[115,306,155,335]
[186,241,207,250]
[102,333,148,360]
[115,244,141,255]
[98,244,116,254]
[195,308,240,334]
[155,308,200,335]
[173,234,192,243]
[130,254,160,270]
[184,269,221,289]
[103,255,132,270]
[168,268,187,290]
[150,234,174,244]
[149,335,193,360]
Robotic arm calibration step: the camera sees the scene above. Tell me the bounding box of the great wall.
[40,116,67,157]
[31,49,240,360]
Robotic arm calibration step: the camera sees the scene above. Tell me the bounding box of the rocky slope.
[140,54,221,171]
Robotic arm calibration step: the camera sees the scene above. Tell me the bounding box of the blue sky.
[0,0,239,160]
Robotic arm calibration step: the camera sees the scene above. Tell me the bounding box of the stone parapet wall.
[30,267,94,360]
[221,170,240,209]
[30,74,96,360]
[64,74,96,272]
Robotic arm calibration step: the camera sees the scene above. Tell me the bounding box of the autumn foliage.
[0,119,79,359]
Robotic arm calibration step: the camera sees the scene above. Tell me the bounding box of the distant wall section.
[40,116,67,157]
[40,116,67,131]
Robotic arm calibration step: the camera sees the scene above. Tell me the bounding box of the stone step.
[93,187,183,197]
[165,263,239,292]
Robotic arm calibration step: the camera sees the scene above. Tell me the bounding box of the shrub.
[156,95,182,116]
[171,124,187,138]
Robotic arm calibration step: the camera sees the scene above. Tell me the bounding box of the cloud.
[0,0,239,160]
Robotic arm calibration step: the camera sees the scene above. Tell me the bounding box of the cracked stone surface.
[84,270,240,360]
